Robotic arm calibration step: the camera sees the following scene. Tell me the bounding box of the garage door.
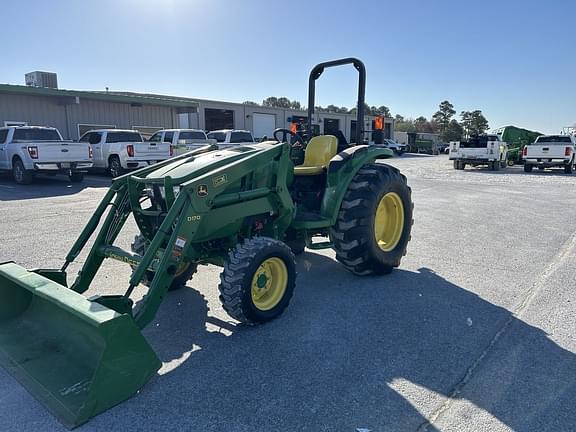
[252,113,276,140]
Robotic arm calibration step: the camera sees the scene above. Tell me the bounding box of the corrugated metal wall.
[0,93,68,133]
[0,93,177,139]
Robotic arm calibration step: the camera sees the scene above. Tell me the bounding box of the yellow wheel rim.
[374,192,405,252]
[251,257,288,311]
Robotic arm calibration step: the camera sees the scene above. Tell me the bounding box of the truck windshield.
[13,128,61,141]
[179,131,207,140]
[230,132,253,143]
[207,132,226,142]
[106,132,143,143]
[535,136,571,144]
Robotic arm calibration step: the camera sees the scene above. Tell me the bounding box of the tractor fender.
[321,145,393,224]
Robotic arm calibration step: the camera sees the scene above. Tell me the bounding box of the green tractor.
[0,58,413,428]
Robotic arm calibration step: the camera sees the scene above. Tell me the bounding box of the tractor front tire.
[131,234,197,291]
[219,237,296,324]
[331,164,413,276]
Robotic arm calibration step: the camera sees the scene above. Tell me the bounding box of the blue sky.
[2,0,574,133]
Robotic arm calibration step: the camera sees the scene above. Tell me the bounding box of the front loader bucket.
[0,262,161,429]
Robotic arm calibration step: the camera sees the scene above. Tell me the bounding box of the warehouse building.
[0,72,394,142]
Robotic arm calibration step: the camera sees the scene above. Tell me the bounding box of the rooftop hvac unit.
[25,71,58,89]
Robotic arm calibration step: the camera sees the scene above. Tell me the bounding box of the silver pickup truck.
[0,126,93,184]
[149,129,216,156]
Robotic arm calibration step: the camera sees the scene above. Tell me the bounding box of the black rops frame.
[307,57,366,145]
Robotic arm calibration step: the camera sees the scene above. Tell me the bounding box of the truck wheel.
[131,234,197,291]
[524,164,533,173]
[500,161,507,169]
[218,237,296,324]
[453,160,459,170]
[493,161,501,171]
[331,164,413,275]
[69,172,84,182]
[12,158,34,185]
[108,156,125,178]
[564,163,573,174]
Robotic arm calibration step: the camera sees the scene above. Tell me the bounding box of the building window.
[204,108,234,131]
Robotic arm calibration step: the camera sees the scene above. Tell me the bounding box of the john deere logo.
[197,184,208,197]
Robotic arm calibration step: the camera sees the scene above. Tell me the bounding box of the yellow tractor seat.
[294,135,338,176]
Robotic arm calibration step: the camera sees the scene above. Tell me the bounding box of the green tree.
[349,102,372,115]
[290,100,302,110]
[262,96,278,107]
[369,105,391,117]
[262,96,301,109]
[461,110,489,136]
[444,119,464,142]
[460,111,472,137]
[395,118,416,133]
[432,100,456,134]
[470,110,489,135]
[276,97,292,108]
[243,101,259,106]
[395,114,405,122]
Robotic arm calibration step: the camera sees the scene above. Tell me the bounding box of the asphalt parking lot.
[1,155,576,432]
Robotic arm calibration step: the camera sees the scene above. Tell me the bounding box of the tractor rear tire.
[331,164,413,276]
[218,237,296,324]
[286,238,306,255]
[130,234,197,291]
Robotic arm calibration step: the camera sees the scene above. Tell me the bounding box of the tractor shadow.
[93,255,576,432]
[0,174,110,201]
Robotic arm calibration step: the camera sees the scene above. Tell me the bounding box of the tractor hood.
[144,143,273,183]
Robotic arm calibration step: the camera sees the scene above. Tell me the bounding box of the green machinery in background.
[495,125,542,165]
[0,58,413,428]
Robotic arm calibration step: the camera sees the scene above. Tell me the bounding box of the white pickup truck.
[523,135,576,173]
[449,134,508,171]
[0,126,92,184]
[149,129,217,156]
[206,129,255,148]
[79,129,171,177]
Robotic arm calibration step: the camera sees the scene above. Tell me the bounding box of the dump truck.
[0,58,413,428]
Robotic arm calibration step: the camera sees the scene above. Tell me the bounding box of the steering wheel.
[273,128,305,146]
